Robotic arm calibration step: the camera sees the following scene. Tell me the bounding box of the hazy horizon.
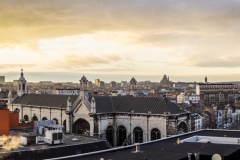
[1,1,240,83]
[1,71,240,83]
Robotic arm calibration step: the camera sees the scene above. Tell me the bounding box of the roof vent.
[187,153,192,160]
[194,152,200,160]
[148,111,151,114]
[212,154,222,160]
[135,143,141,153]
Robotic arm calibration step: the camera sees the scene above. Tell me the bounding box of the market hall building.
[7,70,190,147]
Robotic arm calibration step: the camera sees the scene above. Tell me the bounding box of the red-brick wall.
[0,109,10,136]
[10,112,19,128]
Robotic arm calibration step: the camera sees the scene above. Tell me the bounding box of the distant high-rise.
[121,81,127,88]
[205,76,208,83]
[87,81,92,88]
[99,81,105,88]
[0,76,5,83]
[110,81,116,88]
[95,79,100,86]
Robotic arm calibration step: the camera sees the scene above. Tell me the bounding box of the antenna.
[212,154,222,160]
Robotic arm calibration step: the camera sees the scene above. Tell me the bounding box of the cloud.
[1,0,240,45]
[1,0,240,76]
[177,53,240,68]
[51,53,123,69]
[0,64,36,69]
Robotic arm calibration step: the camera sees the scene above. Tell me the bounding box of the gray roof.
[92,96,186,114]
[13,94,78,108]
[13,94,186,115]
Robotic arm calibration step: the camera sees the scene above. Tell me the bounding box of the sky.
[0,0,240,83]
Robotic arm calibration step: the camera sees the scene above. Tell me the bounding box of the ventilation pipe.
[188,153,192,160]
[194,152,200,160]
[135,143,141,153]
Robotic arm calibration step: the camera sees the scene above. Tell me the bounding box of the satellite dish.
[212,154,222,160]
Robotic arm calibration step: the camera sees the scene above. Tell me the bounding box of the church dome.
[130,77,137,83]
[80,75,88,82]
[18,69,27,82]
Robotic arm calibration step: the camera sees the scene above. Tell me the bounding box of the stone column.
[40,107,41,120]
[147,115,149,142]
[113,114,117,147]
[98,115,101,137]
[90,117,94,136]
[21,105,23,120]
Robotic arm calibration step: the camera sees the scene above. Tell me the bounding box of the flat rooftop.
[0,129,103,153]
[1,129,111,160]
[50,130,240,160]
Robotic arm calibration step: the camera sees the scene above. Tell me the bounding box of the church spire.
[130,77,137,97]
[79,75,89,99]
[17,69,27,96]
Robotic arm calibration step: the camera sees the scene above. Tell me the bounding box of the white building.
[121,81,127,88]
[55,89,80,95]
[8,71,190,147]
[190,112,204,131]
[177,93,200,104]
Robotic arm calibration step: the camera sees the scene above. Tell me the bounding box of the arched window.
[22,84,25,91]
[14,108,20,112]
[178,122,188,134]
[133,127,143,143]
[53,118,59,124]
[24,115,29,121]
[32,115,38,122]
[117,125,127,146]
[63,120,66,132]
[42,117,47,121]
[72,118,90,135]
[105,125,114,147]
[151,128,161,141]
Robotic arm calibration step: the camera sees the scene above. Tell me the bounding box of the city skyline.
[1,0,240,82]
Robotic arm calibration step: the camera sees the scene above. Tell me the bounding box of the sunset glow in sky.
[1,0,240,82]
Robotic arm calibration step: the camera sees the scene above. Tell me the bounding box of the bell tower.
[130,77,137,97]
[79,75,89,99]
[18,69,27,96]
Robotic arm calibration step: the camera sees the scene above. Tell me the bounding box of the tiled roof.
[13,94,78,108]
[92,96,186,114]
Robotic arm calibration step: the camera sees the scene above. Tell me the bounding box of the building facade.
[109,81,116,88]
[196,83,238,104]
[55,89,80,95]
[177,93,200,104]
[121,81,127,88]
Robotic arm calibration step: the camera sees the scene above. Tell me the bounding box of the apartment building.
[196,83,238,104]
